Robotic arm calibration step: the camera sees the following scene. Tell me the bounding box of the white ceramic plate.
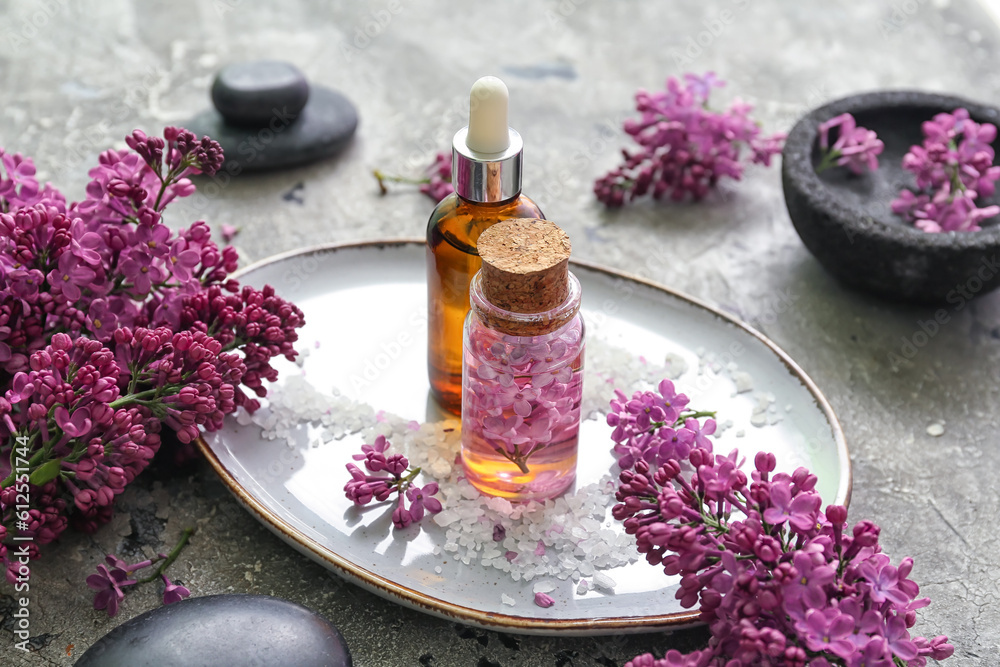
[197,240,851,636]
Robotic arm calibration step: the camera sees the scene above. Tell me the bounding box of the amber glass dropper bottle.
[426,76,544,415]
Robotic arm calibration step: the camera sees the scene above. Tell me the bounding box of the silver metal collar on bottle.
[452,127,523,203]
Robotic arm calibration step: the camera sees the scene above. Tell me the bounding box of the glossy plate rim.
[195,238,852,635]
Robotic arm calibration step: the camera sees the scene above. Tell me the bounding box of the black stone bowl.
[782,91,1000,304]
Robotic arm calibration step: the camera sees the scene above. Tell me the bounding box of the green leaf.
[29,459,63,486]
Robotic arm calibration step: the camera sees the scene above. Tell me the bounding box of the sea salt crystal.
[927,422,945,437]
[732,371,754,394]
[486,496,514,516]
[593,572,616,592]
[576,579,590,595]
[501,594,516,606]
[233,407,250,425]
[661,352,688,378]
[434,510,460,527]
[533,581,556,594]
[434,566,442,574]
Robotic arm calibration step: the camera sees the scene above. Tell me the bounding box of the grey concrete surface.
[2,0,999,664]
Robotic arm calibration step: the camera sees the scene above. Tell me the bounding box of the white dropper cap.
[452,75,522,202]
[466,76,511,154]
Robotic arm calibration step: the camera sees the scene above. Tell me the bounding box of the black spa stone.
[781,90,1000,304]
[74,594,353,667]
[212,60,310,127]
[187,61,358,173]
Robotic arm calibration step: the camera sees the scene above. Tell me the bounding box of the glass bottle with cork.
[460,218,585,502]
[426,76,544,415]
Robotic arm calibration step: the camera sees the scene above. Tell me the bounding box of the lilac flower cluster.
[344,435,442,529]
[420,152,454,202]
[815,114,884,175]
[610,383,953,666]
[372,151,454,203]
[608,379,716,470]
[594,73,786,207]
[86,527,194,616]
[892,109,1000,233]
[0,128,304,590]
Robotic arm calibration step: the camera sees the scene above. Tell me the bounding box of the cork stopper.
[478,219,572,314]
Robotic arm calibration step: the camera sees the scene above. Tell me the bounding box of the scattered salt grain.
[750,392,772,428]
[593,572,617,592]
[926,422,945,437]
[501,594,516,606]
[576,579,590,595]
[732,371,754,394]
[533,581,556,594]
[663,352,689,378]
[434,566,442,574]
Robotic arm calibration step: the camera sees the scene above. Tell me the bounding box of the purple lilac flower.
[595,72,785,206]
[167,238,201,282]
[405,482,442,522]
[48,251,97,302]
[86,563,136,617]
[782,551,837,612]
[161,575,191,605]
[119,248,165,295]
[908,185,998,233]
[220,224,239,243]
[54,406,93,438]
[797,608,857,659]
[392,496,413,529]
[815,113,884,175]
[534,592,555,608]
[607,381,699,469]
[762,477,822,532]
[420,152,454,202]
[0,128,305,594]
[135,223,171,258]
[612,378,954,666]
[343,436,443,531]
[893,108,1000,233]
[86,298,120,340]
[372,151,454,203]
[492,383,539,418]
